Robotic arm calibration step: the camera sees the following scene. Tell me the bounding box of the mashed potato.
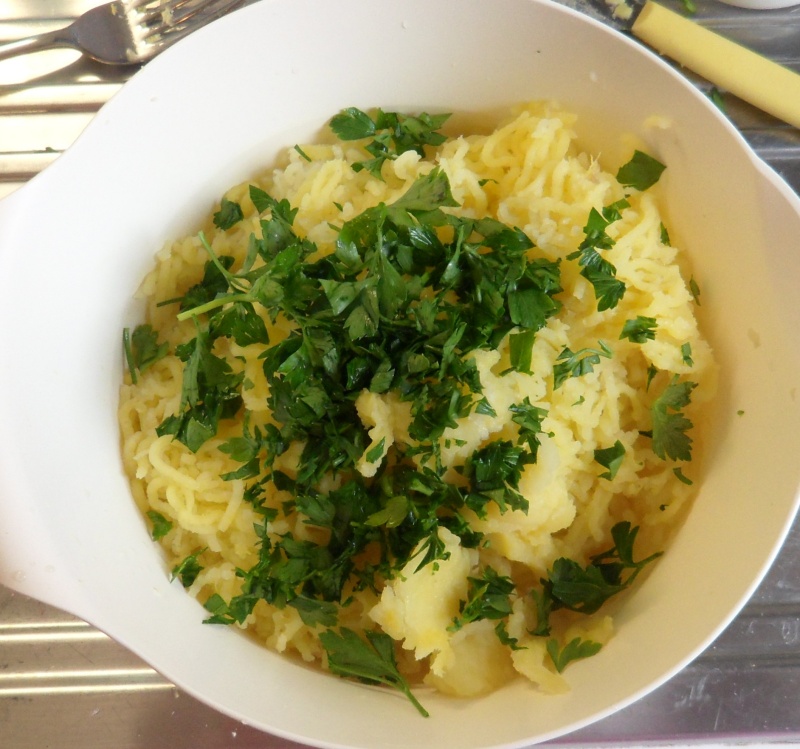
[119,102,715,705]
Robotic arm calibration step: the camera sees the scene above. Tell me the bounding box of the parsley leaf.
[450,567,515,631]
[320,628,429,717]
[509,329,536,374]
[123,324,168,384]
[146,510,173,540]
[545,557,627,614]
[594,440,625,480]
[590,521,663,581]
[689,276,702,305]
[174,254,237,314]
[650,376,697,461]
[582,264,626,311]
[495,621,524,650]
[391,166,458,212]
[547,637,602,673]
[289,595,339,628]
[157,322,243,452]
[218,414,264,480]
[616,150,666,191]
[552,342,612,390]
[213,198,244,230]
[328,107,376,140]
[681,342,693,367]
[620,316,657,343]
[464,441,533,515]
[509,397,548,460]
[171,549,205,588]
[567,203,628,311]
[210,301,269,347]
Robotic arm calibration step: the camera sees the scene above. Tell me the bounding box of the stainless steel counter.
[1,1,799,746]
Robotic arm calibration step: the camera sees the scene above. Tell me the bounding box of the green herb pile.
[123,108,700,715]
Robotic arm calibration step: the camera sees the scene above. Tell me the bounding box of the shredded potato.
[119,102,716,701]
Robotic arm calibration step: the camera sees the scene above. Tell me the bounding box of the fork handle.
[0,26,76,63]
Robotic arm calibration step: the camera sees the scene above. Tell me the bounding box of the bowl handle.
[0,188,95,619]
[0,465,92,617]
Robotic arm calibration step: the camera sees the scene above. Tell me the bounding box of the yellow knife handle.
[633,1,800,130]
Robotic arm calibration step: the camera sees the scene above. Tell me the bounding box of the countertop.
[1,1,800,747]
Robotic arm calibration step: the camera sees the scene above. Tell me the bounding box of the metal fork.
[0,0,246,66]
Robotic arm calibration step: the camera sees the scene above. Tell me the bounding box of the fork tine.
[133,0,202,23]
[123,0,183,13]
[123,0,159,9]
[137,0,245,40]
[161,0,239,28]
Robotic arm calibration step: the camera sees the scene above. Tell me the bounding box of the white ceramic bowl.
[1,0,799,747]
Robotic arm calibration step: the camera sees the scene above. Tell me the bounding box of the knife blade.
[556,0,800,130]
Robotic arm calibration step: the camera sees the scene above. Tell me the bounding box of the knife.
[558,0,800,130]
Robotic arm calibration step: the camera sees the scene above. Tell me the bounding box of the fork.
[0,0,246,66]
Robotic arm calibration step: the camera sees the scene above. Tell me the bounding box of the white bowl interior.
[1,0,799,747]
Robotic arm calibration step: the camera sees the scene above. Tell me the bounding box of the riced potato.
[119,102,715,705]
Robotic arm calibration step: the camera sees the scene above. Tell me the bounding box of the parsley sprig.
[567,201,629,312]
[547,637,603,673]
[649,376,697,461]
[122,324,168,385]
[552,342,612,390]
[450,566,516,632]
[320,628,429,717]
[533,521,662,636]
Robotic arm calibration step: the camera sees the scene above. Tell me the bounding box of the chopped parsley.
[552,342,612,390]
[450,567,515,632]
[620,316,657,344]
[650,376,697,461]
[689,276,702,305]
[213,197,244,231]
[567,201,629,311]
[547,636,603,673]
[123,324,168,385]
[594,440,626,480]
[126,109,701,713]
[681,342,694,367]
[146,510,173,541]
[707,87,726,114]
[142,159,568,705]
[616,150,666,192]
[329,107,450,179]
[171,549,205,588]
